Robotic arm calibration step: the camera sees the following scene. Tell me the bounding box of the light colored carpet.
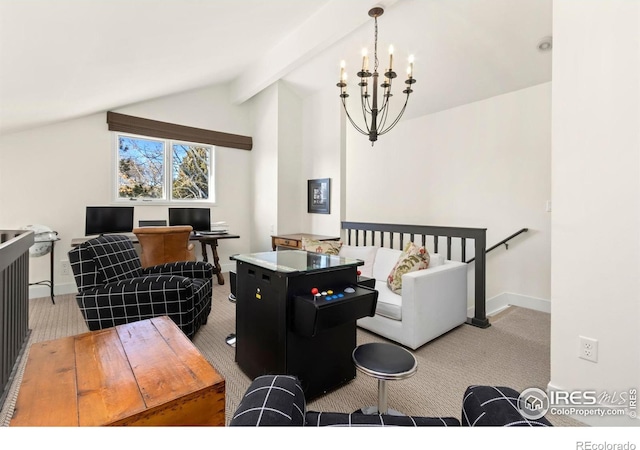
[0,275,583,427]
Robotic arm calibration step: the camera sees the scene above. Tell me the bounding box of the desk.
[271,233,340,251]
[10,316,225,426]
[197,233,240,285]
[71,233,240,285]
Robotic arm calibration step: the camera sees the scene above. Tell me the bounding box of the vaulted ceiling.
[0,0,552,136]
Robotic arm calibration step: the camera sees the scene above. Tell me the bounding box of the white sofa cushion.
[338,245,377,278]
[428,253,445,267]
[372,247,403,281]
[374,283,403,320]
[369,247,404,321]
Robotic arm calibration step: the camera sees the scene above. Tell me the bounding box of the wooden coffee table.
[10,316,225,426]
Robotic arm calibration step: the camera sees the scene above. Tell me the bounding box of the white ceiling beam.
[230,0,400,104]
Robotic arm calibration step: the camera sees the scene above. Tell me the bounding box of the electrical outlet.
[61,260,70,276]
[579,336,598,363]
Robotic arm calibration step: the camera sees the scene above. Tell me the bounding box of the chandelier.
[337,7,416,145]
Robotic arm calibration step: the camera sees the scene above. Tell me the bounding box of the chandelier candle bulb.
[408,55,414,78]
[362,48,368,71]
[389,45,394,71]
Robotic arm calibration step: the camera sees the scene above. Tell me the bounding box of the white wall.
[550,0,640,426]
[0,83,253,297]
[343,83,552,307]
[248,84,279,252]
[0,114,110,294]
[277,83,304,236]
[248,81,343,246]
[301,85,344,236]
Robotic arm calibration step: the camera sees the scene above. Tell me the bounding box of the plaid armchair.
[68,234,213,339]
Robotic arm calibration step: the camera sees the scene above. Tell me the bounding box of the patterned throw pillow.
[387,242,430,294]
[301,238,343,255]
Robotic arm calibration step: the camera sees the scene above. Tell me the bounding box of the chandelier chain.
[373,16,379,72]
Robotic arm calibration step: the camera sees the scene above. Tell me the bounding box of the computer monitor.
[168,207,211,232]
[85,206,134,236]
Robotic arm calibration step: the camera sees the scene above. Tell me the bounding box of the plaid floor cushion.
[462,385,552,426]
[230,375,306,426]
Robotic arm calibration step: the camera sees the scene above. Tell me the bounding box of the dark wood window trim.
[107,111,252,151]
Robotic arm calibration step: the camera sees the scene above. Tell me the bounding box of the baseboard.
[29,282,77,300]
[220,262,234,274]
[468,292,551,318]
[547,382,640,427]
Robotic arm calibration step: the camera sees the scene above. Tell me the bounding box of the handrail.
[466,228,529,263]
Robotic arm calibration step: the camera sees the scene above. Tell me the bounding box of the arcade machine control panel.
[293,284,378,338]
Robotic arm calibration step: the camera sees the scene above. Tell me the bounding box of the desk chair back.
[133,225,196,268]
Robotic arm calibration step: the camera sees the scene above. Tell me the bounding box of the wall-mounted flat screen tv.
[168,207,211,232]
[85,206,134,236]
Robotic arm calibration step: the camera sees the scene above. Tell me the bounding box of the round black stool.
[352,342,418,415]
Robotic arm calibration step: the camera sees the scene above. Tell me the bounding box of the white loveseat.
[338,245,468,350]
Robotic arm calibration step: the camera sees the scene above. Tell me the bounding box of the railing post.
[468,230,490,328]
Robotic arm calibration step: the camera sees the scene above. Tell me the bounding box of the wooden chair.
[133,225,196,268]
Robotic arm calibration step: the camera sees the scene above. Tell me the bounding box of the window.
[116,133,214,202]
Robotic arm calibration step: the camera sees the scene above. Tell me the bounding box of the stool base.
[357,406,406,416]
